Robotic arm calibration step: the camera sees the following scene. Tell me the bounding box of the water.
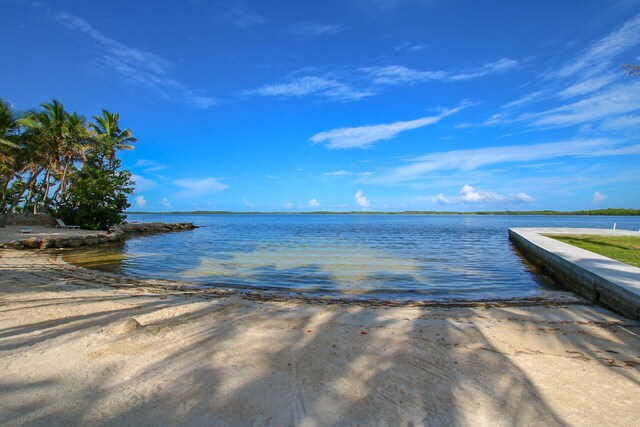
[65,214,640,300]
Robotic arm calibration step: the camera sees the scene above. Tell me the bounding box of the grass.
[547,235,640,268]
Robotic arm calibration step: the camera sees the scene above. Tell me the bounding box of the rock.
[121,318,142,333]
[23,238,39,249]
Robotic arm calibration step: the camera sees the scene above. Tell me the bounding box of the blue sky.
[1,0,639,211]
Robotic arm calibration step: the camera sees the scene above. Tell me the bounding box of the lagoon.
[66,214,640,300]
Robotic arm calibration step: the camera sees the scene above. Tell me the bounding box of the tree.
[89,110,137,159]
[621,64,640,75]
[56,149,134,230]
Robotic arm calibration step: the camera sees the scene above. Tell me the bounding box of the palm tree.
[9,99,70,212]
[0,99,22,210]
[52,111,89,201]
[89,110,137,159]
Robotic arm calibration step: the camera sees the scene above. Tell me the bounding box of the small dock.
[509,227,640,319]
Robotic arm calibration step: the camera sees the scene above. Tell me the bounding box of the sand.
[1,249,639,426]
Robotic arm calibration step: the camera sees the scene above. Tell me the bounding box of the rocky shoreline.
[1,221,197,250]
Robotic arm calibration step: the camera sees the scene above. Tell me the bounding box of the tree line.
[0,98,135,229]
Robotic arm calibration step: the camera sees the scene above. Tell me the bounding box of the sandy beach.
[1,248,639,426]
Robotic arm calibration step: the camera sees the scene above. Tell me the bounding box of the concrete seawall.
[509,227,640,320]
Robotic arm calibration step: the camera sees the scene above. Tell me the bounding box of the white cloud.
[217,2,267,29]
[265,174,280,179]
[395,42,426,52]
[55,12,216,108]
[592,191,608,204]
[558,75,616,99]
[521,81,640,128]
[287,22,344,36]
[131,174,157,192]
[248,76,372,102]
[308,198,321,207]
[502,90,548,109]
[354,190,370,208]
[601,115,640,130]
[368,138,630,184]
[174,177,229,196]
[549,14,640,79]
[432,185,535,205]
[363,58,519,85]
[310,101,469,149]
[134,195,147,208]
[134,159,167,172]
[161,197,171,208]
[323,170,352,176]
[283,202,294,209]
[243,198,255,208]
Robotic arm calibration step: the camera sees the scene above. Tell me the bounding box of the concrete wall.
[509,228,640,320]
[0,214,56,227]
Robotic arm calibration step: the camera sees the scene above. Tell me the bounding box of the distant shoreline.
[126,208,640,216]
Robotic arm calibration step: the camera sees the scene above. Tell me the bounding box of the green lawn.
[547,235,640,268]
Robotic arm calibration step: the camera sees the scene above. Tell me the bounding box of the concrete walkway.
[509,227,640,319]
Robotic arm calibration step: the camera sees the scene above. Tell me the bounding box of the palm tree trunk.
[38,169,52,213]
[8,167,44,211]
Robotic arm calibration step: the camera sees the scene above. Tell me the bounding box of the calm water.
[65,214,640,300]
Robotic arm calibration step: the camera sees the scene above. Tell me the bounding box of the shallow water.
[65,214,640,300]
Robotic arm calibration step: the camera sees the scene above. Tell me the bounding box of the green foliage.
[0,97,136,227]
[57,151,134,230]
[548,235,640,268]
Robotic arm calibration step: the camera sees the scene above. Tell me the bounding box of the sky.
[1,0,639,212]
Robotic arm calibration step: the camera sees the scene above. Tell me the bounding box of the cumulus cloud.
[310,101,470,149]
[134,195,147,208]
[354,190,370,208]
[592,191,608,204]
[161,197,171,208]
[308,198,321,207]
[432,185,535,205]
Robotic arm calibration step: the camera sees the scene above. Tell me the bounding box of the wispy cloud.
[55,12,216,108]
[287,22,344,36]
[174,177,229,196]
[354,190,370,208]
[368,138,633,184]
[217,2,267,29]
[308,198,321,207]
[432,185,535,205]
[134,159,167,173]
[248,58,519,103]
[521,81,640,128]
[310,101,470,149]
[131,174,157,192]
[549,14,640,79]
[323,170,353,176]
[362,58,519,85]
[247,76,373,102]
[395,42,426,52]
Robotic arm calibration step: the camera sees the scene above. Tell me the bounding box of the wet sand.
[1,249,639,426]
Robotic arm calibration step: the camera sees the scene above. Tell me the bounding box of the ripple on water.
[64,214,640,300]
